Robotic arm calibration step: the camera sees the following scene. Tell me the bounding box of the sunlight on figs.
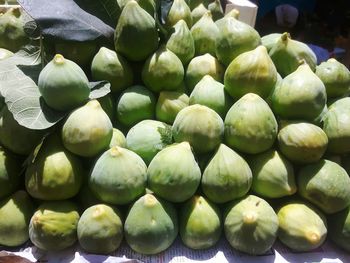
[165,0,192,29]
[156,91,189,124]
[109,128,126,148]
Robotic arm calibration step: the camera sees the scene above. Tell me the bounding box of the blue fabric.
[257,0,316,18]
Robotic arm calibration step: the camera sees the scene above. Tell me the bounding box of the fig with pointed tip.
[224,46,277,100]
[261,33,282,51]
[124,194,178,254]
[180,195,221,249]
[156,91,189,124]
[191,3,208,24]
[25,133,84,201]
[91,47,133,94]
[38,54,90,111]
[147,142,201,202]
[278,121,328,164]
[142,46,184,92]
[328,207,350,252]
[249,150,296,198]
[118,0,157,17]
[62,100,113,157]
[0,107,45,155]
[0,191,34,247]
[215,12,261,66]
[165,0,192,28]
[189,75,233,118]
[109,128,126,148]
[185,53,225,92]
[0,48,13,60]
[0,8,28,52]
[29,201,80,251]
[116,85,156,127]
[271,63,327,121]
[225,93,278,154]
[126,120,173,164]
[0,147,21,199]
[89,146,147,205]
[114,0,159,61]
[191,11,219,56]
[208,0,224,21]
[298,159,350,214]
[166,20,195,65]
[323,97,350,154]
[224,195,279,255]
[77,204,123,254]
[277,202,327,251]
[202,144,252,203]
[269,32,317,77]
[316,58,350,98]
[172,105,224,153]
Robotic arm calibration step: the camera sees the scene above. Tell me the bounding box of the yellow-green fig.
[185,53,225,92]
[109,128,126,148]
[156,91,189,124]
[224,46,277,100]
[277,202,327,251]
[165,0,192,28]
[91,47,133,94]
[191,3,207,24]
[62,100,113,157]
[208,0,224,21]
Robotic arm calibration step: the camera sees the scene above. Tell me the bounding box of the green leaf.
[89,81,111,99]
[0,45,66,130]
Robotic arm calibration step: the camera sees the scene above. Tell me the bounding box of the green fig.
[191,3,208,24]
[109,128,126,148]
[271,63,327,121]
[202,144,252,203]
[91,47,134,94]
[0,147,21,199]
[29,201,80,251]
[78,204,123,254]
[118,0,156,17]
[224,195,279,255]
[165,0,192,28]
[298,159,350,214]
[225,93,278,154]
[147,142,201,202]
[114,0,159,61]
[249,150,296,198]
[0,191,34,247]
[323,97,350,154]
[61,100,113,157]
[155,91,189,124]
[277,202,327,251]
[142,46,184,93]
[180,195,221,249]
[116,85,156,127]
[185,53,225,92]
[25,133,84,200]
[261,33,282,52]
[126,120,173,164]
[0,8,29,52]
[208,0,224,21]
[278,122,328,164]
[316,58,350,98]
[224,45,277,99]
[215,12,261,66]
[189,75,233,118]
[191,11,219,56]
[89,146,147,205]
[38,54,90,111]
[0,107,44,155]
[166,19,195,65]
[124,194,178,254]
[173,104,224,153]
[269,32,317,77]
